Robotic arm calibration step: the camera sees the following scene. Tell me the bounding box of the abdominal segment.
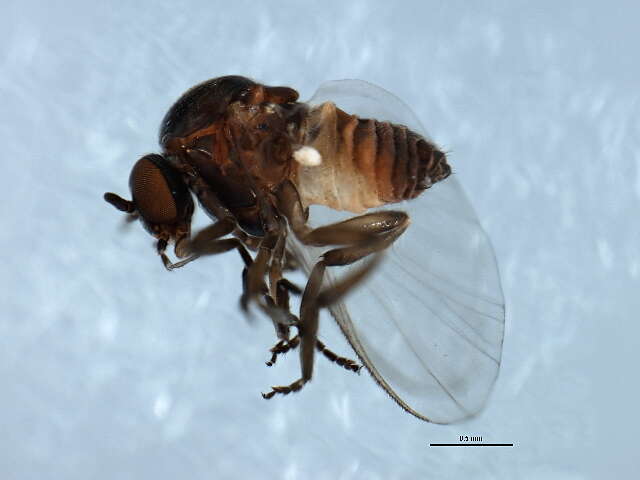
[293,101,451,213]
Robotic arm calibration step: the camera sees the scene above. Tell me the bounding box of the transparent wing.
[307,79,429,135]
[287,80,505,424]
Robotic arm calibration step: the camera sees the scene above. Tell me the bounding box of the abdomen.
[293,102,451,213]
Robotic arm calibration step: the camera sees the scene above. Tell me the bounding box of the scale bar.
[430,444,513,447]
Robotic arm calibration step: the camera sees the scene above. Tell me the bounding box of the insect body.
[104,76,504,423]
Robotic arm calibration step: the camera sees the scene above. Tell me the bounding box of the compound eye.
[129,154,181,224]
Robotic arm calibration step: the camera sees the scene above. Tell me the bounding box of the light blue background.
[1,1,637,478]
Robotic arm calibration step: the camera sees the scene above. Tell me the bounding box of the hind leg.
[262,182,409,398]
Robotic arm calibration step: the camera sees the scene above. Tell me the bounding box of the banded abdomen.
[293,101,451,213]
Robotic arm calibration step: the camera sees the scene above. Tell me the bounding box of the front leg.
[164,217,253,270]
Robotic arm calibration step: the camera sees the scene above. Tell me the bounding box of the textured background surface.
[1,0,638,478]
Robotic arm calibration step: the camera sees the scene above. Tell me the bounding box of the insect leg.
[266,335,300,366]
[264,250,358,370]
[241,198,287,310]
[267,336,361,372]
[161,218,252,271]
[179,218,252,267]
[263,210,406,398]
[261,260,325,399]
[268,233,288,300]
[272,276,297,340]
[241,235,304,345]
[278,278,302,295]
[283,248,301,271]
[240,232,278,310]
[262,252,382,398]
[259,287,298,339]
[315,339,361,373]
[262,233,303,336]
